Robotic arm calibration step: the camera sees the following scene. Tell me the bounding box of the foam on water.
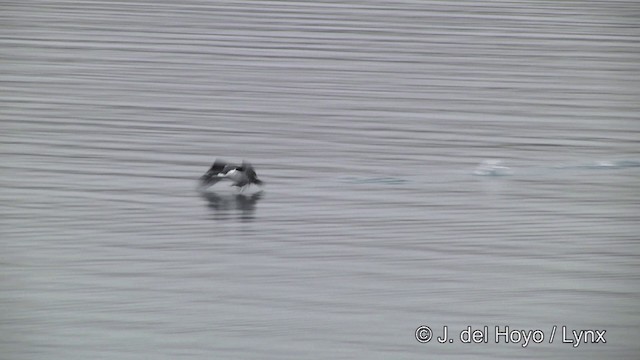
[554,159,640,171]
[473,159,513,177]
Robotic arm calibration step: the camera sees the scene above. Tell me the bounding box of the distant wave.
[473,159,640,177]
[552,160,640,170]
[339,177,408,185]
[337,159,638,184]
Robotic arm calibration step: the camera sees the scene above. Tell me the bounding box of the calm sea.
[1,1,639,359]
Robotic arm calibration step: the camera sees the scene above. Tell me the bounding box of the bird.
[199,159,263,191]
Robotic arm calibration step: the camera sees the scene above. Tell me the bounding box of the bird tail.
[253,178,264,186]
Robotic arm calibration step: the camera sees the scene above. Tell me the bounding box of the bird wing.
[222,164,238,174]
[242,161,262,185]
[200,159,231,186]
[242,161,258,180]
[207,159,229,175]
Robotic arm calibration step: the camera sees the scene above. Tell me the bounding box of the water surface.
[1,1,639,359]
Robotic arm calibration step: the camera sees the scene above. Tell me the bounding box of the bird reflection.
[200,191,263,221]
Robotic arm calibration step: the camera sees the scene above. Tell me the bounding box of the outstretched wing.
[200,159,229,186]
[242,160,263,185]
[207,159,229,175]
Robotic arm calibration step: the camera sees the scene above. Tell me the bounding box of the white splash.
[474,159,513,176]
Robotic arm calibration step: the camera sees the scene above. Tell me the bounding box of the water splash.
[473,159,513,176]
[553,160,640,171]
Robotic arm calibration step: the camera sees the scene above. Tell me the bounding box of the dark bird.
[199,159,263,191]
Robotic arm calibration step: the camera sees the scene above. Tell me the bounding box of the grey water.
[1,1,639,359]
